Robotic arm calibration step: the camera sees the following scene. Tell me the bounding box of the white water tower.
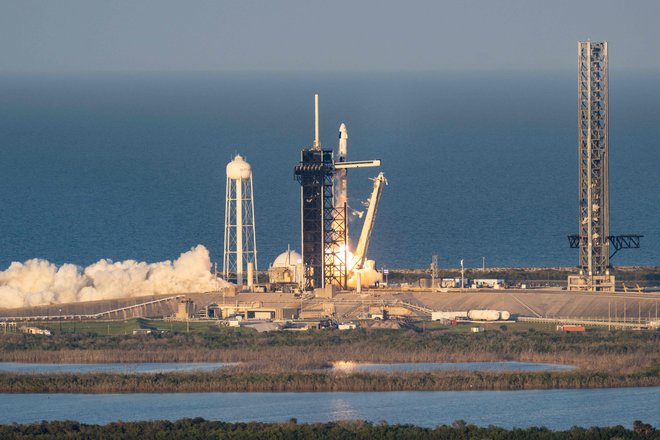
[223,154,258,286]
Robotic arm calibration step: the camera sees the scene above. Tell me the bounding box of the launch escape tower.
[294,95,380,290]
[567,41,641,291]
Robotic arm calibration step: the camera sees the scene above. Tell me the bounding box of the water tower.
[223,154,258,287]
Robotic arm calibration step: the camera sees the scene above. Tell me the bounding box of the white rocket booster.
[338,123,347,161]
[335,123,348,210]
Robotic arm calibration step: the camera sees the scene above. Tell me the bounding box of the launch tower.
[567,41,641,291]
[294,95,380,290]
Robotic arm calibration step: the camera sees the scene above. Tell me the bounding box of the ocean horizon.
[1,71,658,270]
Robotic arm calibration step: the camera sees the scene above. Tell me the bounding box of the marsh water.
[0,361,574,374]
[0,388,657,428]
[0,362,233,374]
[329,361,576,373]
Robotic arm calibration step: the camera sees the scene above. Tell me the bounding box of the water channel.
[0,362,234,374]
[0,361,574,374]
[0,388,657,428]
[329,361,576,373]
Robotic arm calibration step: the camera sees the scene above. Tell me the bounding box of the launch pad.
[294,95,381,290]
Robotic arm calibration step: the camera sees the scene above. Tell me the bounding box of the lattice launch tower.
[569,41,613,291]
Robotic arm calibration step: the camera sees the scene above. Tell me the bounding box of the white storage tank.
[467,310,501,321]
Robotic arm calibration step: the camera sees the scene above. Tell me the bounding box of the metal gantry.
[294,149,333,290]
[579,41,609,277]
[568,41,613,291]
[294,94,380,291]
[568,234,643,260]
[294,143,349,290]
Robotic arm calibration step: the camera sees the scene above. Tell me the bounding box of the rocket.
[338,123,347,162]
[335,123,348,210]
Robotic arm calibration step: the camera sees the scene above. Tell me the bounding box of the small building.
[440,278,467,288]
[219,305,299,321]
[200,303,221,319]
[338,322,358,330]
[20,326,51,336]
[175,299,195,320]
[557,325,585,332]
[132,329,152,336]
[268,248,303,286]
[471,279,506,289]
[432,311,468,321]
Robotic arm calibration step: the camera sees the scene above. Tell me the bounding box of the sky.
[2,0,660,74]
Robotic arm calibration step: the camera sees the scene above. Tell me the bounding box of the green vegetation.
[1,320,657,370]
[0,369,656,393]
[18,317,222,336]
[1,320,657,392]
[0,419,656,440]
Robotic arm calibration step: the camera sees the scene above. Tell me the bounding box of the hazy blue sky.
[2,0,659,73]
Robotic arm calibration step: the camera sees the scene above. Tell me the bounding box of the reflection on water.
[329,397,357,421]
[0,362,236,374]
[330,361,576,373]
[0,388,657,428]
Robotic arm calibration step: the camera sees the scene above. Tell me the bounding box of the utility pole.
[460,259,465,291]
[482,257,485,271]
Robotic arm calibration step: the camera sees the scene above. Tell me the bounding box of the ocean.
[0,71,658,270]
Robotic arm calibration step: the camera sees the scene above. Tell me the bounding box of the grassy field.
[16,317,561,336]
[22,318,222,336]
[1,319,657,392]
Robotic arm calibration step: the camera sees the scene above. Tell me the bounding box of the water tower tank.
[226,155,252,180]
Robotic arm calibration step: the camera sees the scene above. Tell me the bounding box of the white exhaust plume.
[0,245,229,309]
[347,260,383,289]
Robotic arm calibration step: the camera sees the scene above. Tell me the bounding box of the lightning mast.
[566,42,641,291]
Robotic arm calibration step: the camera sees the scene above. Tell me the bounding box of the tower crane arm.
[334,160,381,169]
[352,172,387,271]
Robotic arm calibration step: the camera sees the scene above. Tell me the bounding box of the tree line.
[0,418,656,440]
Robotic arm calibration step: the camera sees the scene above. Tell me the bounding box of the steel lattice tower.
[569,41,613,291]
[294,95,347,290]
[295,95,380,291]
[294,148,338,289]
[223,155,258,287]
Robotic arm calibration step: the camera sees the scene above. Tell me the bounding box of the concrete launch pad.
[2,288,658,324]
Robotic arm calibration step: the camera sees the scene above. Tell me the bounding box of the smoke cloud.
[0,245,229,309]
[347,259,383,288]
